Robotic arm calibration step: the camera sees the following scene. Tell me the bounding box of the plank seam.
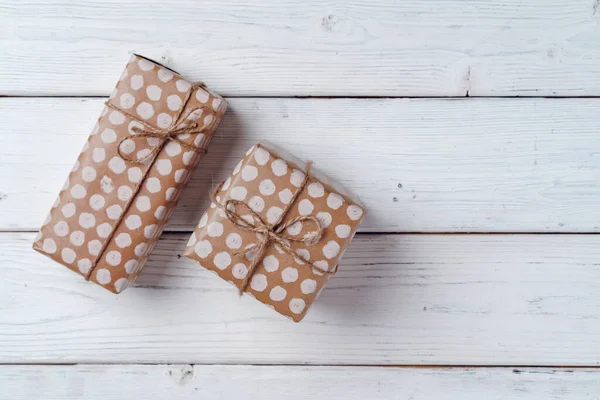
[6,95,600,100]
[0,363,598,369]
[3,230,600,235]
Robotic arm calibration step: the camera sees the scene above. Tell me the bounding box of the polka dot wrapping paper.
[184,142,366,322]
[33,54,227,293]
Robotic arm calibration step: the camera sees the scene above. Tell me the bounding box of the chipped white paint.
[2,98,600,232]
[1,232,600,365]
[1,365,599,400]
[2,0,600,96]
[2,1,600,395]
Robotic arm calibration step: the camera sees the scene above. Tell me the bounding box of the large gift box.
[33,54,227,293]
[184,142,366,321]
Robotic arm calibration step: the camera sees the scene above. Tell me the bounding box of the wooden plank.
[2,232,600,365]
[2,97,600,233]
[2,0,600,96]
[2,365,599,399]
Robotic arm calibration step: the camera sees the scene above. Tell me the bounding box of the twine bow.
[105,82,210,164]
[211,162,338,295]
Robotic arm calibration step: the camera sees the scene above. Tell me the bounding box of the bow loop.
[276,215,323,245]
[222,199,270,231]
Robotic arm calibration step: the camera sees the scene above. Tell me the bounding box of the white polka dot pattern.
[183,143,366,322]
[32,54,227,294]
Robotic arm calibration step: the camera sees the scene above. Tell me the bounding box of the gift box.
[184,142,366,321]
[33,54,227,293]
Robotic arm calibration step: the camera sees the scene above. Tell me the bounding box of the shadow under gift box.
[184,142,366,322]
[33,54,227,293]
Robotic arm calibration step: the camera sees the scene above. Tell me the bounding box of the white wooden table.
[1,1,600,398]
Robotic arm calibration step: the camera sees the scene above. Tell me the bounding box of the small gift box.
[33,54,227,293]
[184,142,366,321]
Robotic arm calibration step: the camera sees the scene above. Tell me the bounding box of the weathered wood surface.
[2,97,599,233]
[2,365,599,400]
[2,232,599,365]
[2,0,600,96]
[3,1,600,395]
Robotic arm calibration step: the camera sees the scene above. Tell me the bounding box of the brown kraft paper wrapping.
[184,142,366,322]
[33,54,227,293]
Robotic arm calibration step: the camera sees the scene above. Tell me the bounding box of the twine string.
[85,81,211,281]
[210,161,338,295]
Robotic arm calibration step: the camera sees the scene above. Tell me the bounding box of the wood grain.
[2,365,599,399]
[2,232,600,365]
[3,0,600,391]
[2,0,600,96]
[2,97,599,233]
